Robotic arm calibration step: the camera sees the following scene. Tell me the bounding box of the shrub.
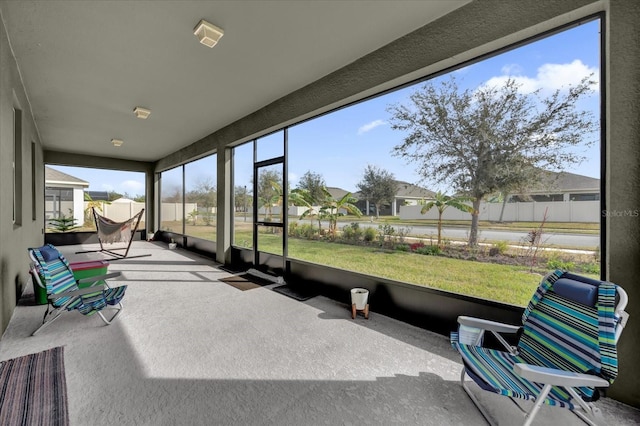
[409,242,426,252]
[394,244,410,252]
[299,223,316,239]
[48,214,79,232]
[492,240,509,255]
[202,212,214,226]
[289,222,317,239]
[581,262,600,275]
[396,226,412,244]
[546,252,575,271]
[415,245,441,256]
[363,227,377,242]
[341,222,363,242]
[377,224,400,248]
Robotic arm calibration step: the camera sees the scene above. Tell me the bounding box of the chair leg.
[97,301,124,325]
[32,308,65,336]
[523,384,552,426]
[566,387,602,426]
[459,368,495,425]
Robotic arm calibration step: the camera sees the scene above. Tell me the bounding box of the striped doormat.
[0,346,69,426]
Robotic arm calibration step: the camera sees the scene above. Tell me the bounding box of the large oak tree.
[388,76,596,246]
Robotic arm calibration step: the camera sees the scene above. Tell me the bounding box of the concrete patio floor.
[1,241,638,425]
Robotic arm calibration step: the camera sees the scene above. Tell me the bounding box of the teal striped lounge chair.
[451,270,629,426]
[28,244,127,336]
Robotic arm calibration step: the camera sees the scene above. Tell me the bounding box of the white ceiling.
[1,0,469,162]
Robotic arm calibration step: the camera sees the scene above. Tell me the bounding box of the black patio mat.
[219,273,273,291]
[272,284,318,301]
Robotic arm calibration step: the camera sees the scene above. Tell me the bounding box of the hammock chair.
[77,207,150,260]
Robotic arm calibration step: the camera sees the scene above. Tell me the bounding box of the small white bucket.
[350,288,369,310]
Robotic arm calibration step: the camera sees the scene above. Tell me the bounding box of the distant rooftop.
[86,191,110,201]
[394,180,436,199]
[531,170,600,193]
[45,166,89,187]
[325,187,351,200]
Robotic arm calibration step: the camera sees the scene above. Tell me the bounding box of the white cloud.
[120,179,144,195]
[500,63,523,75]
[100,183,114,191]
[484,59,599,94]
[357,119,386,135]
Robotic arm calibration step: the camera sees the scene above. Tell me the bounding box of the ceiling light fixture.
[111,139,123,147]
[194,19,224,48]
[133,107,151,119]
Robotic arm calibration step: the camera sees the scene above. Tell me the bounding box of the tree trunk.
[437,212,443,247]
[469,198,481,247]
[498,193,508,222]
[375,204,380,219]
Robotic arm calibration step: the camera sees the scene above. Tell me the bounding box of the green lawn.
[257,232,542,307]
[153,220,569,307]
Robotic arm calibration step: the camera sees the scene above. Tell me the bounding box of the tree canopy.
[388,75,596,246]
[296,170,327,204]
[255,169,284,221]
[356,165,398,218]
[234,185,252,212]
[185,177,216,208]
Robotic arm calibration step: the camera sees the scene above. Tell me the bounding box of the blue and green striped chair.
[451,270,629,426]
[28,244,127,336]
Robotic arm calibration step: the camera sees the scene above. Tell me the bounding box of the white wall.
[400,200,600,223]
[158,202,198,222]
[72,188,85,225]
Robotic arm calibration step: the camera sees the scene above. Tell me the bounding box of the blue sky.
[51,18,600,196]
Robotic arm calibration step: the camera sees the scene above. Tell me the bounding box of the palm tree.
[420,191,474,247]
[291,188,318,227]
[84,192,109,227]
[319,187,362,238]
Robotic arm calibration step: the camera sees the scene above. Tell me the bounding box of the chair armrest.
[515,363,610,388]
[458,316,520,334]
[49,285,107,300]
[76,271,122,285]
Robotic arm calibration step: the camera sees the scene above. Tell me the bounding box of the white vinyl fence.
[87,201,145,223]
[89,200,598,226]
[400,200,599,223]
[160,202,198,222]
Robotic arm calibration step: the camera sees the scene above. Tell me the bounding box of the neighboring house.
[392,180,437,214]
[509,171,600,202]
[45,166,89,227]
[355,180,436,217]
[324,186,351,201]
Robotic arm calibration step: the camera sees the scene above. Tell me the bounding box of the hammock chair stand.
[76,208,151,261]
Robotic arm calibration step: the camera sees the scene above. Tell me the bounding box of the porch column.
[216,146,232,265]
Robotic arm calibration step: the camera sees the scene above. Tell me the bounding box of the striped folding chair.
[451,270,629,426]
[28,244,127,336]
